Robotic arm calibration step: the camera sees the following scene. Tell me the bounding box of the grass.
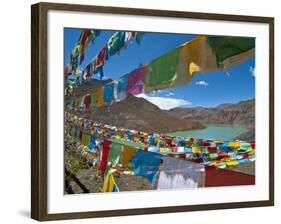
[65,151,90,181]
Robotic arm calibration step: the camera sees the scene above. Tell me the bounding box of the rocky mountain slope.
[167,99,254,128]
[167,99,255,141]
[89,95,205,133]
[66,79,205,133]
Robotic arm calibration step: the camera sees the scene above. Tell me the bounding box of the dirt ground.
[64,150,154,194]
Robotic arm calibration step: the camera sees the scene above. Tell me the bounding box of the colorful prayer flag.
[126,66,147,95]
[130,150,163,187]
[103,82,115,103]
[107,142,122,167]
[96,87,105,107]
[114,74,128,102]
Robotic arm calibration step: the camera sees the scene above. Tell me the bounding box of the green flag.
[207,36,255,67]
[107,142,122,166]
[145,47,180,88]
[90,93,97,109]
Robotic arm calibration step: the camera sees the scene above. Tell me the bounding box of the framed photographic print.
[31,2,274,221]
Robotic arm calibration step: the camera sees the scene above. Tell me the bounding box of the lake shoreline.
[168,124,249,141]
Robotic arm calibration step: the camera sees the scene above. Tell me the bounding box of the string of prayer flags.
[64,119,256,191]
[78,31,144,84]
[65,29,101,77]
[180,35,255,77]
[239,142,253,152]
[82,30,102,64]
[65,111,255,170]
[64,31,145,96]
[68,35,254,107]
[107,32,126,56]
[144,35,255,92]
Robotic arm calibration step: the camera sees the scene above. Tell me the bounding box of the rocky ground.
[64,150,153,194]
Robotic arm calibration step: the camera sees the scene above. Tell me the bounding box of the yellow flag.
[102,172,117,192]
[119,145,137,167]
[96,87,105,107]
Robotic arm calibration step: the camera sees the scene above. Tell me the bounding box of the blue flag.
[130,150,163,187]
[103,82,114,103]
[87,135,96,151]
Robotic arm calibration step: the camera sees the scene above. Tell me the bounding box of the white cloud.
[136,93,191,110]
[165,92,175,97]
[152,89,167,94]
[249,66,255,77]
[195,80,209,86]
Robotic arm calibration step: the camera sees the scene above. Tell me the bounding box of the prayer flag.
[130,150,163,186]
[99,140,111,176]
[119,145,138,167]
[145,47,180,91]
[90,92,97,109]
[107,142,122,167]
[96,87,105,107]
[103,82,114,103]
[157,157,204,190]
[126,66,147,95]
[114,74,128,102]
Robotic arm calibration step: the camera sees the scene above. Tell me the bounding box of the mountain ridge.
[66,79,255,140]
[66,79,205,133]
[167,99,255,141]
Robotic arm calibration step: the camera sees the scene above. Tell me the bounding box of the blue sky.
[64,28,255,109]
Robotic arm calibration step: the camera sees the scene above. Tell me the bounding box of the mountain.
[167,99,255,141]
[66,79,205,133]
[89,95,206,133]
[216,103,234,109]
[66,79,254,139]
[167,99,255,128]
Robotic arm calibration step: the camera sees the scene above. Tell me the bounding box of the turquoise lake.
[169,125,248,140]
